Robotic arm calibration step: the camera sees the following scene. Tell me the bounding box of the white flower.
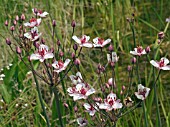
[107,52,119,63]
[67,83,95,101]
[52,59,71,73]
[32,8,49,17]
[72,35,93,48]
[30,44,54,62]
[93,37,111,47]
[24,27,42,41]
[150,57,170,70]
[69,72,83,85]
[99,93,122,111]
[166,17,170,22]
[83,103,97,116]
[0,74,5,78]
[130,46,146,56]
[135,84,150,100]
[77,117,88,127]
[24,18,41,28]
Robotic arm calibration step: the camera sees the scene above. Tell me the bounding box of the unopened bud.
[71,52,75,59]
[108,78,113,86]
[41,38,45,44]
[108,44,113,52]
[5,20,8,26]
[15,15,19,21]
[74,58,81,65]
[34,8,38,14]
[157,39,161,44]
[73,44,78,51]
[33,42,40,49]
[13,20,17,26]
[16,46,22,54]
[122,85,126,91]
[158,31,164,39]
[28,56,31,62]
[120,90,123,95]
[74,106,78,112]
[10,26,15,31]
[110,61,115,67]
[6,38,11,45]
[127,65,132,71]
[51,48,54,53]
[131,57,136,64]
[52,20,56,27]
[21,14,25,21]
[57,40,61,46]
[105,83,110,88]
[145,46,151,53]
[63,102,68,108]
[71,20,76,28]
[59,51,64,57]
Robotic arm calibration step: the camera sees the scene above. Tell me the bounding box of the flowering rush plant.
[3,7,170,127]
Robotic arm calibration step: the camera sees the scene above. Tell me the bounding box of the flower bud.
[52,20,56,27]
[34,8,38,14]
[131,57,136,64]
[127,65,132,71]
[13,20,17,26]
[158,31,164,39]
[120,90,123,95]
[74,106,78,112]
[59,51,64,57]
[21,14,25,21]
[105,83,110,88]
[6,38,11,45]
[108,44,113,52]
[51,48,54,53]
[33,41,40,49]
[15,15,19,21]
[10,26,15,31]
[110,61,115,67]
[71,20,76,28]
[16,46,22,54]
[122,85,126,91]
[71,52,75,59]
[73,43,78,51]
[108,78,113,86]
[28,56,31,62]
[57,40,61,46]
[157,39,161,44]
[74,58,81,65]
[41,38,45,44]
[145,46,151,53]
[63,102,68,108]
[5,20,8,26]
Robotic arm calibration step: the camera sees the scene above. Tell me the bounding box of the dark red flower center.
[30,18,37,23]
[57,60,64,68]
[98,38,104,45]
[80,88,87,95]
[38,48,47,57]
[89,105,94,111]
[137,46,143,53]
[31,31,38,38]
[139,88,147,98]
[81,36,86,44]
[159,59,165,67]
[38,10,43,14]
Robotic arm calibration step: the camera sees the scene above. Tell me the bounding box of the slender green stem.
[153,70,161,127]
[130,22,136,48]
[142,101,148,127]
[30,63,50,127]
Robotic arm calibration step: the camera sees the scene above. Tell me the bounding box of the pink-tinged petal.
[81,43,93,48]
[161,57,169,65]
[135,92,144,100]
[99,103,109,110]
[77,117,88,127]
[93,44,102,47]
[72,35,81,44]
[52,61,58,69]
[150,60,159,68]
[161,65,170,70]
[145,87,150,98]
[24,22,31,27]
[89,110,96,116]
[93,37,99,44]
[54,68,64,73]
[107,93,116,99]
[39,58,45,62]
[86,88,95,96]
[32,33,42,41]
[67,87,73,94]
[85,35,90,42]
[32,8,36,15]
[30,22,37,27]
[107,54,111,62]
[83,103,91,109]
[64,59,71,68]
[36,18,42,26]
[141,50,146,55]
[138,84,144,90]
[39,12,49,17]
[111,52,118,62]
[30,54,41,61]
[130,51,138,55]
[76,72,83,80]
[24,33,32,39]
[113,101,123,109]
[102,38,111,46]
[73,94,86,101]
[44,52,54,59]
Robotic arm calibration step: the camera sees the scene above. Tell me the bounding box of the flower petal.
[102,38,111,46]
[86,88,95,96]
[72,35,81,44]
[30,53,41,61]
[130,51,138,55]
[81,43,93,48]
[44,53,54,59]
[161,57,169,65]
[161,65,170,70]
[150,60,159,68]
[113,101,123,109]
